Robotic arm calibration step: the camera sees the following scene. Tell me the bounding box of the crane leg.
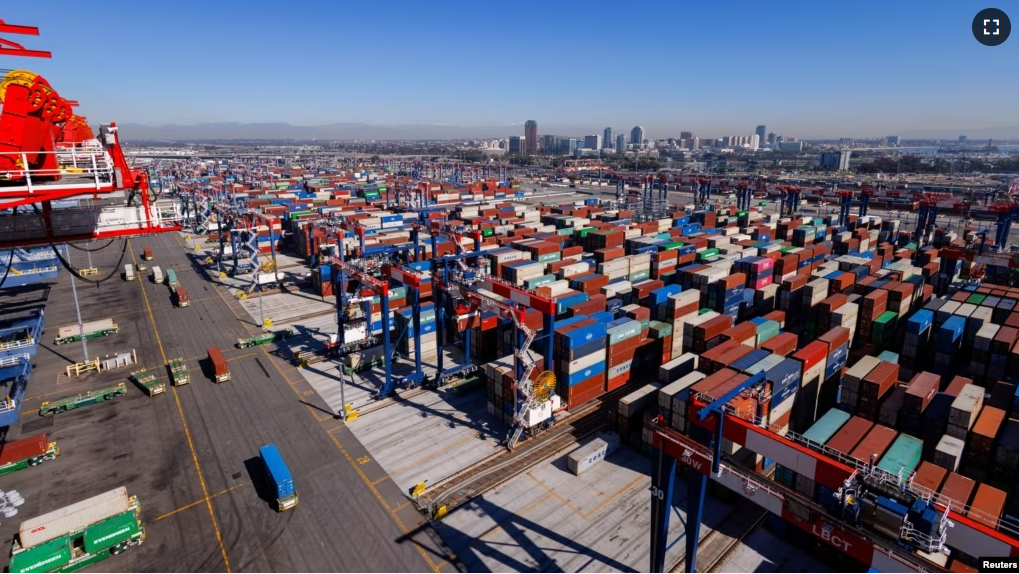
[649,446,677,573]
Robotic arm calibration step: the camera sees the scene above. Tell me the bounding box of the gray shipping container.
[619,383,662,419]
[934,435,965,472]
[948,384,984,437]
[19,487,130,549]
[567,433,621,475]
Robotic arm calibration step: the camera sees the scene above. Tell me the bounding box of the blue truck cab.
[259,444,299,511]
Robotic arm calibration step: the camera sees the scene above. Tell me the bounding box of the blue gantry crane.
[649,370,768,572]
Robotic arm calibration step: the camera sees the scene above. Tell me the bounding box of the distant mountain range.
[116,122,1019,142]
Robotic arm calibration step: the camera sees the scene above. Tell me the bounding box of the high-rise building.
[603,127,613,149]
[584,135,601,150]
[767,132,776,144]
[508,136,525,154]
[690,137,699,150]
[749,134,760,151]
[886,135,900,145]
[631,126,645,146]
[958,135,968,143]
[778,141,803,152]
[566,138,577,155]
[820,150,851,170]
[524,120,538,153]
[680,131,693,140]
[616,134,627,153]
[755,125,766,145]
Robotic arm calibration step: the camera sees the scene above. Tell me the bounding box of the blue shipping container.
[259,444,296,499]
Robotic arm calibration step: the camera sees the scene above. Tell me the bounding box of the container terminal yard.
[4,29,1019,574]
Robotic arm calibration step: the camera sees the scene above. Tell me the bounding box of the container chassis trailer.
[0,434,59,476]
[236,327,294,349]
[38,383,127,416]
[53,319,118,345]
[130,368,165,396]
[8,488,145,573]
[169,358,190,386]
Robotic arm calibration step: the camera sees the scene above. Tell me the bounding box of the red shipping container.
[760,332,798,356]
[817,327,851,352]
[967,484,1006,530]
[791,341,827,372]
[903,372,939,413]
[0,433,49,465]
[912,461,948,493]
[850,424,897,462]
[825,416,873,456]
[721,322,757,346]
[937,472,976,509]
[943,375,972,397]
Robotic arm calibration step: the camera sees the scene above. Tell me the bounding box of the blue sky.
[3,1,1016,138]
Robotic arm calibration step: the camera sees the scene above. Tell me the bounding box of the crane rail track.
[701,507,768,573]
[414,382,636,517]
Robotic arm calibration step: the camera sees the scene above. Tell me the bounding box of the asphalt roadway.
[0,233,458,573]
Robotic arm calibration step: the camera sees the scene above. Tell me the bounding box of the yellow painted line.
[325,426,442,573]
[477,491,555,541]
[205,252,445,573]
[525,472,644,520]
[227,352,255,362]
[152,483,246,522]
[130,241,232,573]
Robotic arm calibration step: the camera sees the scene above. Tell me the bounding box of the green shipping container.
[524,275,556,289]
[629,270,650,282]
[288,211,315,220]
[537,252,561,263]
[802,408,851,446]
[966,293,986,305]
[9,537,72,573]
[877,434,923,477]
[84,510,140,553]
[482,228,494,237]
[575,227,598,238]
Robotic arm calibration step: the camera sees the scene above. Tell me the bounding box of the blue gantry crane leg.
[649,371,766,573]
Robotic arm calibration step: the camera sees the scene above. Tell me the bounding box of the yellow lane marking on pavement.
[199,240,445,572]
[526,472,644,520]
[152,483,247,522]
[477,491,556,542]
[325,426,443,573]
[130,241,232,573]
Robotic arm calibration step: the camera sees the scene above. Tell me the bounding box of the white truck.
[151,266,164,284]
[124,264,135,281]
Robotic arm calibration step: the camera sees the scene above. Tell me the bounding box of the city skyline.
[9,1,1011,139]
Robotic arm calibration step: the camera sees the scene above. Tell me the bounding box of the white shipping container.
[57,318,116,339]
[568,433,621,475]
[20,487,131,549]
[565,349,607,375]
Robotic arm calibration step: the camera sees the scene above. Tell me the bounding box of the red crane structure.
[0,22,182,249]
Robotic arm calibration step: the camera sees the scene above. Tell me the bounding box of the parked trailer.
[39,383,127,416]
[175,286,190,308]
[0,434,60,476]
[8,487,145,573]
[142,246,153,260]
[53,319,118,345]
[166,268,179,289]
[208,347,230,382]
[130,368,165,396]
[169,358,190,386]
[151,266,163,284]
[259,444,299,511]
[123,264,135,281]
